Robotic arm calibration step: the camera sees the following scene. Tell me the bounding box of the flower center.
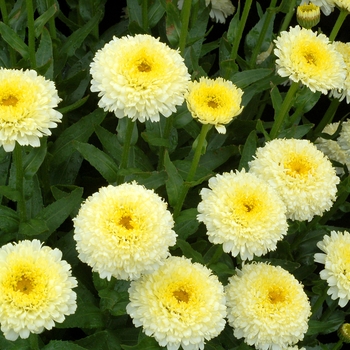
[1,95,18,106]
[173,289,189,303]
[268,287,286,304]
[284,156,312,178]
[138,60,152,73]
[15,276,34,295]
[304,52,317,65]
[207,99,219,109]
[119,215,134,230]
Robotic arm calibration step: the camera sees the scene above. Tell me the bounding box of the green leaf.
[148,0,166,28]
[0,22,29,59]
[174,208,199,240]
[0,205,19,233]
[176,239,205,264]
[42,340,87,350]
[75,331,122,350]
[126,170,167,190]
[238,130,257,171]
[121,335,163,350]
[0,333,30,350]
[165,1,181,47]
[0,186,20,202]
[34,3,58,37]
[74,141,119,184]
[164,152,183,207]
[270,84,283,119]
[231,69,273,89]
[23,139,47,179]
[36,27,53,78]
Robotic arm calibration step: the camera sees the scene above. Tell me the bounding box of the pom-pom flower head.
[126,256,226,350]
[249,138,339,221]
[197,170,288,260]
[274,26,346,94]
[0,68,62,152]
[185,77,243,133]
[226,262,311,350]
[90,34,190,122]
[73,182,176,281]
[315,230,350,307]
[0,239,77,341]
[334,0,350,11]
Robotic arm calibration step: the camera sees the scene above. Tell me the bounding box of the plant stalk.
[14,144,27,222]
[179,0,192,55]
[26,0,36,68]
[329,8,348,42]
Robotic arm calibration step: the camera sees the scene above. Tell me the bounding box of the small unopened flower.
[297,3,321,28]
[0,68,62,152]
[185,77,243,133]
[197,170,288,260]
[274,25,346,94]
[90,34,190,122]
[226,262,311,350]
[315,230,350,307]
[338,323,350,343]
[249,138,340,221]
[300,0,335,15]
[73,182,176,280]
[127,256,226,350]
[0,240,77,341]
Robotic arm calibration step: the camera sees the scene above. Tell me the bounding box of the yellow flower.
[249,138,339,221]
[297,3,321,28]
[338,118,350,151]
[126,256,226,350]
[185,77,243,134]
[274,26,346,94]
[0,240,77,341]
[73,182,176,281]
[334,0,350,11]
[90,34,190,122]
[0,68,62,152]
[315,230,350,307]
[197,170,288,260]
[300,0,335,15]
[226,262,311,350]
[331,41,350,103]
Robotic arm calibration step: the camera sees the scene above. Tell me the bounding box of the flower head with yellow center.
[0,68,62,152]
[249,138,339,221]
[197,170,288,260]
[126,256,226,350]
[297,3,321,28]
[226,262,311,350]
[185,77,243,134]
[274,25,346,94]
[0,239,77,341]
[300,0,335,15]
[334,0,350,11]
[90,34,190,122]
[73,182,176,280]
[315,230,350,307]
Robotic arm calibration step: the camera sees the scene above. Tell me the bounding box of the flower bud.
[297,3,321,29]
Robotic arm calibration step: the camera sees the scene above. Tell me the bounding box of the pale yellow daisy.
[90,34,190,122]
[185,77,243,134]
[274,26,346,94]
[249,138,339,221]
[0,239,77,341]
[338,119,350,151]
[178,0,235,23]
[73,182,176,281]
[197,170,288,260]
[300,0,335,15]
[334,0,350,11]
[315,231,350,307]
[226,262,311,350]
[126,256,226,350]
[0,68,62,152]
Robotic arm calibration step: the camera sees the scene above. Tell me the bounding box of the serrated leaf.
[0,205,19,233]
[174,208,199,240]
[164,152,183,207]
[34,3,58,37]
[0,22,29,59]
[238,130,257,171]
[231,69,273,89]
[23,139,47,179]
[176,239,205,264]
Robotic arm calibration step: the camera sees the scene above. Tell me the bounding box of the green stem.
[116,118,135,185]
[329,9,348,42]
[230,0,253,61]
[332,340,343,350]
[141,0,149,32]
[173,123,212,218]
[313,98,340,138]
[278,0,296,33]
[157,115,173,171]
[270,81,300,139]
[26,0,36,68]
[0,0,17,66]
[14,144,27,222]
[249,0,277,68]
[46,0,57,40]
[179,0,192,55]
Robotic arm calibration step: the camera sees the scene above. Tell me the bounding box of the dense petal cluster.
[300,0,335,15]
[127,256,226,350]
[226,263,311,350]
[334,0,350,11]
[0,68,62,152]
[0,240,77,341]
[274,26,346,94]
[197,170,288,260]
[73,182,176,280]
[90,34,190,122]
[185,77,243,133]
[315,231,350,307]
[249,138,339,221]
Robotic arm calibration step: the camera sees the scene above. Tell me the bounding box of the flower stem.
[249,0,277,68]
[278,0,296,33]
[179,0,192,55]
[269,81,299,139]
[116,118,135,185]
[329,9,348,42]
[313,98,340,138]
[173,123,212,218]
[332,340,343,350]
[230,0,253,62]
[14,144,27,222]
[142,0,149,32]
[26,0,36,68]
[158,115,173,171]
